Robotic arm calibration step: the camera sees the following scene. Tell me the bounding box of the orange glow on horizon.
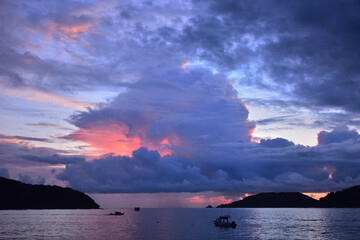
[240,193,252,200]
[189,195,233,204]
[302,192,329,200]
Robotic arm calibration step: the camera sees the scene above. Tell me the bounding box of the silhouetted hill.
[217,185,360,208]
[0,177,99,209]
[218,192,318,208]
[319,185,360,208]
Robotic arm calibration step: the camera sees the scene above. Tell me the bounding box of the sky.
[0,0,360,208]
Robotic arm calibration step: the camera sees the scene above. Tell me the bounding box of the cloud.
[64,67,255,156]
[165,0,360,122]
[1,88,90,110]
[0,140,83,166]
[1,0,359,120]
[18,174,46,185]
[0,134,50,142]
[26,122,73,131]
[260,138,295,148]
[57,127,360,194]
[0,140,84,186]
[21,154,85,165]
[318,125,360,145]
[1,0,360,198]
[0,168,9,178]
[57,147,212,193]
[255,116,289,126]
[0,0,110,93]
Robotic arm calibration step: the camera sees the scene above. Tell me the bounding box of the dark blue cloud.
[0,134,50,142]
[0,141,83,166]
[202,0,360,112]
[57,127,360,194]
[18,174,45,185]
[1,0,359,117]
[66,67,255,154]
[0,0,360,196]
[57,147,211,193]
[21,154,85,165]
[260,138,295,148]
[318,125,360,145]
[0,168,9,178]
[255,116,289,126]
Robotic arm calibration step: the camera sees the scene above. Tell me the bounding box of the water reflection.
[0,208,359,240]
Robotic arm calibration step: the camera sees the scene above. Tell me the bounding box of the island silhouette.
[0,177,99,209]
[217,185,360,208]
[1,176,359,209]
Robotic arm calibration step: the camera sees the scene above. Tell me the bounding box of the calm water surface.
[0,208,359,240]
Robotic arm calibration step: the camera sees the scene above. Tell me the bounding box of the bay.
[0,208,359,240]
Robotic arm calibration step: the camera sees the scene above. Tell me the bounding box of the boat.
[108,211,124,216]
[213,215,237,228]
[134,207,140,211]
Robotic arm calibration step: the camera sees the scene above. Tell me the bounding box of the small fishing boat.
[134,207,140,211]
[108,211,124,216]
[213,215,237,228]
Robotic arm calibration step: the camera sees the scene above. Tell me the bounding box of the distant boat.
[108,211,124,216]
[213,215,236,228]
[134,207,140,211]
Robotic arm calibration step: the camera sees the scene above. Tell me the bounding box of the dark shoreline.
[217,185,360,208]
[0,177,99,210]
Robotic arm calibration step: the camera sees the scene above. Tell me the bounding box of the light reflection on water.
[0,208,359,240]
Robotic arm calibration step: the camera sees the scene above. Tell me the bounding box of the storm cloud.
[317,126,360,145]
[65,67,255,156]
[0,140,85,179]
[0,0,360,199]
[0,134,50,143]
[1,0,359,115]
[58,131,360,194]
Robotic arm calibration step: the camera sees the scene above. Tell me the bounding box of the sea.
[0,208,359,240]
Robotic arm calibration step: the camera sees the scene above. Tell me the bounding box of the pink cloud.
[62,122,177,157]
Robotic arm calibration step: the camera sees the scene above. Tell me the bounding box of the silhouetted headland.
[0,177,99,209]
[217,185,360,208]
[218,192,318,208]
[319,185,360,208]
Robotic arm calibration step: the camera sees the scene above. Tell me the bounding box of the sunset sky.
[0,0,360,208]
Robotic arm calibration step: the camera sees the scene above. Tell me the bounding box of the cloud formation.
[187,0,360,112]
[65,67,255,156]
[0,0,360,200]
[0,140,85,181]
[1,0,359,116]
[22,154,84,165]
[318,126,360,145]
[0,134,50,143]
[0,168,9,178]
[18,174,46,185]
[260,138,295,148]
[58,126,360,194]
